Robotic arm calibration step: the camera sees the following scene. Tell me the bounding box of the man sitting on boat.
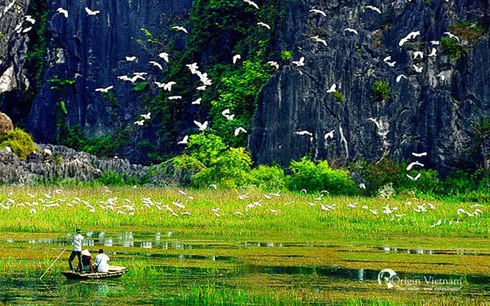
[81,249,95,273]
[94,249,110,273]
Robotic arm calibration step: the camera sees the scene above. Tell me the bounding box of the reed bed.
[0,186,487,238]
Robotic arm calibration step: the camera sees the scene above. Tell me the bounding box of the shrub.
[171,154,206,172]
[440,36,464,60]
[250,165,287,190]
[97,172,136,186]
[185,133,227,167]
[352,159,404,196]
[163,155,206,186]
[438,169,488,196]
[132,81,148,92]
[191,147,253,189]
[83,132,129,157]
[454,190,490,202]
[333,91,345,103]
[371,80,391,102]
[57,123,129,158]
[280,50,293,61]
[352,158,490,201]
[473,169,490,192]
[172,134,253,188]
[439,20,486,61]
[0,128,38,159]
[453,20,486,43]
[288,157,358,195]
[398,168,442,195]
[353,158,444,196]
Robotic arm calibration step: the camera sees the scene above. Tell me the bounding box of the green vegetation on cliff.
[139,0,294,161]
[441,20,487,60]
[370,80,391,102]
[0,128,38,159]
[23,0,49,105]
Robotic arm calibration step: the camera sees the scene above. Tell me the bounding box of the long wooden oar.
[40,248,66,280]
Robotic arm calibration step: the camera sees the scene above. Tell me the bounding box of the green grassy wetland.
[0,186,488,305]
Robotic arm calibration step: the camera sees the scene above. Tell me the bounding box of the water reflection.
[248,264,490,285]
[141,241,152,249]
[95,284,109,296]
[358,268,365,281]
[9,233,487,258]
[98,232,105,243]
[1,265,487,306]
[119,231,134,247]
[1,230,489,305]
[104,238,113,247]
[244,242,340,248]
[250,265,380,281]
[82,239,95,247]
[377,247,485,256]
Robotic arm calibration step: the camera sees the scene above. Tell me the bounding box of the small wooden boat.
[62,266,128,280]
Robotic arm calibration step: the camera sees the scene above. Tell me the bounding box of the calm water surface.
[1,231,488,305]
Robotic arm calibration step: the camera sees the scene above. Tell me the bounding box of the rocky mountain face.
[0,0,31,120]
[251,0,490,172]
[27,0,192,162]
[1,0,489,171]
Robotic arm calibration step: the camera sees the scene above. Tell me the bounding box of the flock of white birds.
[56,2,255,144]
[290,3,464,182]
[3,0,469,183]
[6,1,460,140]
[0,188,485,230]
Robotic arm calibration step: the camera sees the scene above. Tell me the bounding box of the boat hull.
[62,266,128,280]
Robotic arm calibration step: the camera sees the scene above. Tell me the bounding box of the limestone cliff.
[1,0,489,171]
[0,0,31,121]
[250,0,490,171]
[26,0,192,162]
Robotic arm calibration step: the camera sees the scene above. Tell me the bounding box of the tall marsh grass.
[0,186,487,238]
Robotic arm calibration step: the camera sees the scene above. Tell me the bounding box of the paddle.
[40,248,66,280]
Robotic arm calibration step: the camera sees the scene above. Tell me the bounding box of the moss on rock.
[0,128,38,159]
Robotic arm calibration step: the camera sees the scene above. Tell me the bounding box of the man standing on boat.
[68,228,84,272]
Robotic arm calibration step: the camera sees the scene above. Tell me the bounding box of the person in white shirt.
[94,249,110,273]
[68,228,84,272]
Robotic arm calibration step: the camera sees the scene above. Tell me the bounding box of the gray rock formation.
[250,0,490,172]
[0,0,30,97]
[0,144,170,185]
[0,112,14,132]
